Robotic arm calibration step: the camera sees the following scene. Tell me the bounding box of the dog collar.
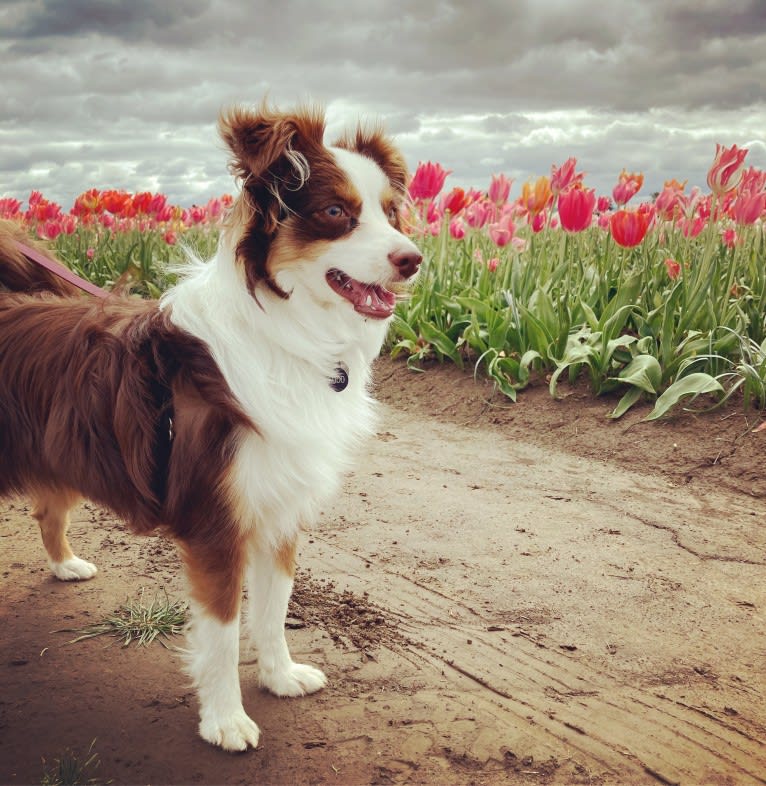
[329,362,349,392]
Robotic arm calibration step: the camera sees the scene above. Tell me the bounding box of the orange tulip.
[520,176,552,216]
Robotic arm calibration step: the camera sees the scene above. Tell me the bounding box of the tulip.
[487,212,514,247]
[707,144,748,197]
[558,185,596,232]
[550,157,583,196]
[0,197,22,219]
[655,179,687,221]
[487,257,499,272]
[596,195,612,213]
[609,208,653,247]
[409,161,451,201]
[612,170,644,205]
[531,210,547,233]
[520,176,552,216]
[721,227,739,248]
[679,215,706,238]
[731,189,766,225]
[440,187,468,215]
[464,199,493,228]
[664,258,681,280]
[488,173,512,205]
[449,218,466,239]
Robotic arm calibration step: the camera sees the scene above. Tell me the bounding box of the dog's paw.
[260,662,327,697]
[50,557,98,581]
[199,709,260,752]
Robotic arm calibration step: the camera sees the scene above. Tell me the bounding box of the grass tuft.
[59,590,187,648]
[40,739,104,786]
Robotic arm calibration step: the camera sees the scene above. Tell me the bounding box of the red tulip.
[609,208,653,247]
[409,161,450,201]
[707,144,748,197]
[440,186,468,215]
[557,185,596,232]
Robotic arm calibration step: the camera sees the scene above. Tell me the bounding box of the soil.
[2,356,766,785]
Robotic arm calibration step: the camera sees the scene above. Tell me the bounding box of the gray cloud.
[1,0,765,208]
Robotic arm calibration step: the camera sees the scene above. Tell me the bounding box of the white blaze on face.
[326,146,420,286]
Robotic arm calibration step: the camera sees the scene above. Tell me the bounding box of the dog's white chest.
[228,367,376,546]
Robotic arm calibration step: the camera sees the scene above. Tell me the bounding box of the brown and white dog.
[0,103,421,751]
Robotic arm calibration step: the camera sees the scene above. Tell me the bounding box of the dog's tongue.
[327,270,396,319]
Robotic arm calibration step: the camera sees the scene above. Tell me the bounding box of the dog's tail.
[0,220,81,297]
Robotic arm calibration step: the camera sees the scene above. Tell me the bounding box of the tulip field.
[2,143,766,417]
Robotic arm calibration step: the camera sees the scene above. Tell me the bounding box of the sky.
[1,0,765,209]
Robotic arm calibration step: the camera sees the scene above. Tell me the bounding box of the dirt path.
[2,358,765,785]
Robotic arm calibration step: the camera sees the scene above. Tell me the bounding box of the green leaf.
[608,386,644,419]
[644,373,724,421]
[613,354,662,394]
[419,322,464,368]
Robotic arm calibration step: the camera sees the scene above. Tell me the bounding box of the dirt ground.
[2,356,765,786]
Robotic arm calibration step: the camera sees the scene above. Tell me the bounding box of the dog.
[0,102,422,751]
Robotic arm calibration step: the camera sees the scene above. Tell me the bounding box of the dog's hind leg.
[31,488,97,581]
[181,535,260,752]
[246,536,327,697]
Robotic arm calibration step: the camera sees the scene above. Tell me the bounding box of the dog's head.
[218,103,421,321]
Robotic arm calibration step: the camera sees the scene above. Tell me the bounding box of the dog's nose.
[388,249,423,279]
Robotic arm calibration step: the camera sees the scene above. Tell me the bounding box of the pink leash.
[14,240,109,299]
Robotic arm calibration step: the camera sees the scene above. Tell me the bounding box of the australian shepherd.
[0,103,421,751]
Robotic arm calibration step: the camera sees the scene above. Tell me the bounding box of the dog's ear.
[219,103,325,196]
[218,104,326,299]
[335,124,410,197]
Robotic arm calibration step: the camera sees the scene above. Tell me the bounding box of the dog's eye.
[324,205,346,219]
[387,206,398,224]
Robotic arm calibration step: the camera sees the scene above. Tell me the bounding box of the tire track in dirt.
[307,540,766,785]
[304,401,766,785]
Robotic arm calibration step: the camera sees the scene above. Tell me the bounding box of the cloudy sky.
[1,0,765,209]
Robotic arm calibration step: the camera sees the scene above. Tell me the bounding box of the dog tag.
[329,363,349,392]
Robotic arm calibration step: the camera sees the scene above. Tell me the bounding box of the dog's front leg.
[181,538,260,751]
[246,537,327,697]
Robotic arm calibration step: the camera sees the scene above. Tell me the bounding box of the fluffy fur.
[0,103,421,751]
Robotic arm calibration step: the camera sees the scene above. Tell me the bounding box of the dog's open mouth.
[326,269,397,319]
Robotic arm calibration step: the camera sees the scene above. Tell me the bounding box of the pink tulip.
[464,199,493,228]
[679,215,706,238]
[655,179,686,221]
[558,186,596,232]
[487,257,499,272]
[409,161,451,201]
[612,170,644,205]
[449,218,466,239]
[731,189,766,225]
[707,144,748,197]
[664,258,681,280]
[531,211,547,233]
[86,247,95,259]
[487,213,514,247]
[0,197,22,219]
[596,195,612,213]
[551,157,583,196]
[488,173,512,205]
[721,227,739,248]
